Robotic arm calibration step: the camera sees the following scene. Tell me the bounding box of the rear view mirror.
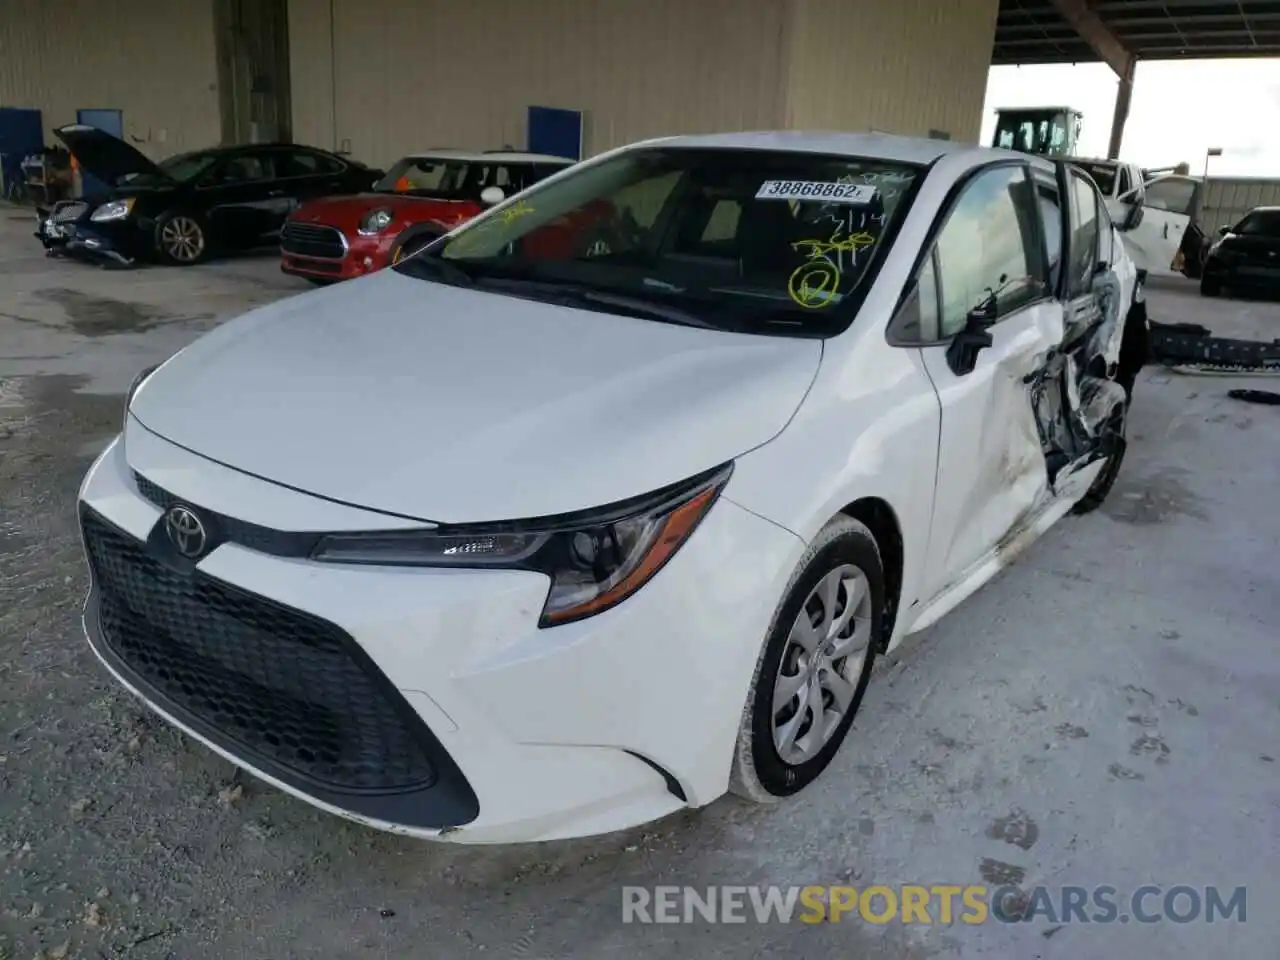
[480,186,505,206]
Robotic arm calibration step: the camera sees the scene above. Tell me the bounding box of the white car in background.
[78,132,1149,843]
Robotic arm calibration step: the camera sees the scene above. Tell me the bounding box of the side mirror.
[480,186,505,206]
[945,307,995,376]
[1120,202,1144,232]
[1217,225,1231,237]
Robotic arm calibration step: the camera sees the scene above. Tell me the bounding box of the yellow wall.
[0,0,221,158]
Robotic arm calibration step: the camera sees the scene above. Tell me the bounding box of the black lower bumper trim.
[80,507,479,830]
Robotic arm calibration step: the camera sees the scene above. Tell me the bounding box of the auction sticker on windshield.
[756,181,877,204]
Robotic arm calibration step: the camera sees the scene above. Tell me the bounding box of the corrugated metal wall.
[784,0,999,142]
[289,0,788,167]
[0,0,221,157]
[290,0,996,169]
[1199,177,1280,231]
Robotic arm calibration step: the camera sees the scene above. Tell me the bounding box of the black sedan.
[1201,206,1280,298]
[36,125,383,266]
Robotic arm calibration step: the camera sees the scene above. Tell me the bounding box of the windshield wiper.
[394,252,473,286]
[476,277,720,330]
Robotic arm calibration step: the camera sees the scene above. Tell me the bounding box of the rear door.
[1121,174,1198,277]
[196,150,279,247]
[909,162,1063,598]
[272,147,352,218]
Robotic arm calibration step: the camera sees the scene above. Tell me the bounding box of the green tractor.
[991,106,1084,157]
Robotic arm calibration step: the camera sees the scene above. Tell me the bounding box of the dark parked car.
[1201,206,1280,298]
[35,124,383,266]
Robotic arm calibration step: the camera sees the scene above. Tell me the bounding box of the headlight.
[90,198,136,222]
[311,463,732,626]
[358,208,395,235]
[124,363,160,427]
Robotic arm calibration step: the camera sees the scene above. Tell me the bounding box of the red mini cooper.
[279,149,575,282]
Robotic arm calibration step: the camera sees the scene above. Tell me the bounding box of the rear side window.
[1067,172,1100,297]
[932,165,1044,336]
[281,150,344,177]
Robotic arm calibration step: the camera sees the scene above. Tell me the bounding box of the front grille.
[52,200,88,223]
[281,221,347,260]
[81,508,438,793]
[133,471,320,558]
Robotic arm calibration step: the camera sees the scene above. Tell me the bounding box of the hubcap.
[161,217,204,261]
[771,564,873,766]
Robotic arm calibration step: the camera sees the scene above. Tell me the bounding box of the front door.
[914,163,1063,599]
[1120,174,1198,277]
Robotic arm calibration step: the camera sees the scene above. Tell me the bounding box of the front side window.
[932,165,1043,337]
[281,149,344,177]
[398,147,924,337]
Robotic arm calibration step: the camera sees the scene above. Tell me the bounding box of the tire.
[730,515,883,803]
[389,230,440,265]
[305,277,335,287]
[154,211,210,266]
[1200,274,1222,297]
[1072,402,1128,515]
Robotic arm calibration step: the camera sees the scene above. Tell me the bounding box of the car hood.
[293,193,480,233]
[54,123,166,184]
[129,271,822,523]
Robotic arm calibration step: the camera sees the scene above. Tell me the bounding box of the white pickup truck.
[1068,157,1203,279]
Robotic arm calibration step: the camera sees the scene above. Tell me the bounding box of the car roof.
[404,149,575,164]
[624,130,1034,169]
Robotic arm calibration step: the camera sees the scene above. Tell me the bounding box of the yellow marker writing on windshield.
[788,261,841,309]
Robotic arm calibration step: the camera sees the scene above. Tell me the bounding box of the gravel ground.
[1,207,1278,959]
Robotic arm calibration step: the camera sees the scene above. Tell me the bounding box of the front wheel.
[1072,402,1128,515]
[154,212,209,265]
[730,515,882,803]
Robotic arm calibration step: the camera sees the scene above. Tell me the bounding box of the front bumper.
[280,229,393,281]
[78,427,803,842]
[37,214,145,265]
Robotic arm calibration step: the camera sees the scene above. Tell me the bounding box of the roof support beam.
[1047,0,1136,78]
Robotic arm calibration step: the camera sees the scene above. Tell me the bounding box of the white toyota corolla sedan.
[78,132,1148,843]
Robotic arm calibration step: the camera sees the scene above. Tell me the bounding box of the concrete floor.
[1,208,1277,959]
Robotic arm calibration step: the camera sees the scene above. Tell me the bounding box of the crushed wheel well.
[840,497,903,651]
[1117,299,1149,395]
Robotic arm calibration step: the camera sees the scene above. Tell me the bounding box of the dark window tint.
[1067,171,1100,296]
[1075,162,1118,197]
[934,165,1044,337]
[216,153,274,183]
[281,150,344,177]
[1035,174,1062,293]
[1233,209,1280,237]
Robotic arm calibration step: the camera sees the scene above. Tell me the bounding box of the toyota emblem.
[164,504,208,558]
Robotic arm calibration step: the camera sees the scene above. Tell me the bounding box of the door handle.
[1162,223,1169,239]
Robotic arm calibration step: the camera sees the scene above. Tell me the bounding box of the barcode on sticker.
[755,180,876,204]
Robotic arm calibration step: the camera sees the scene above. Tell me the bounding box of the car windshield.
[123,151,219,186]
[394,147,923,337]
[374,157,534,199]
[1233,209,1280,238]
[1074,162,1117,196]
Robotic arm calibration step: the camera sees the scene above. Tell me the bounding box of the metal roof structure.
[994,0,1280,65]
